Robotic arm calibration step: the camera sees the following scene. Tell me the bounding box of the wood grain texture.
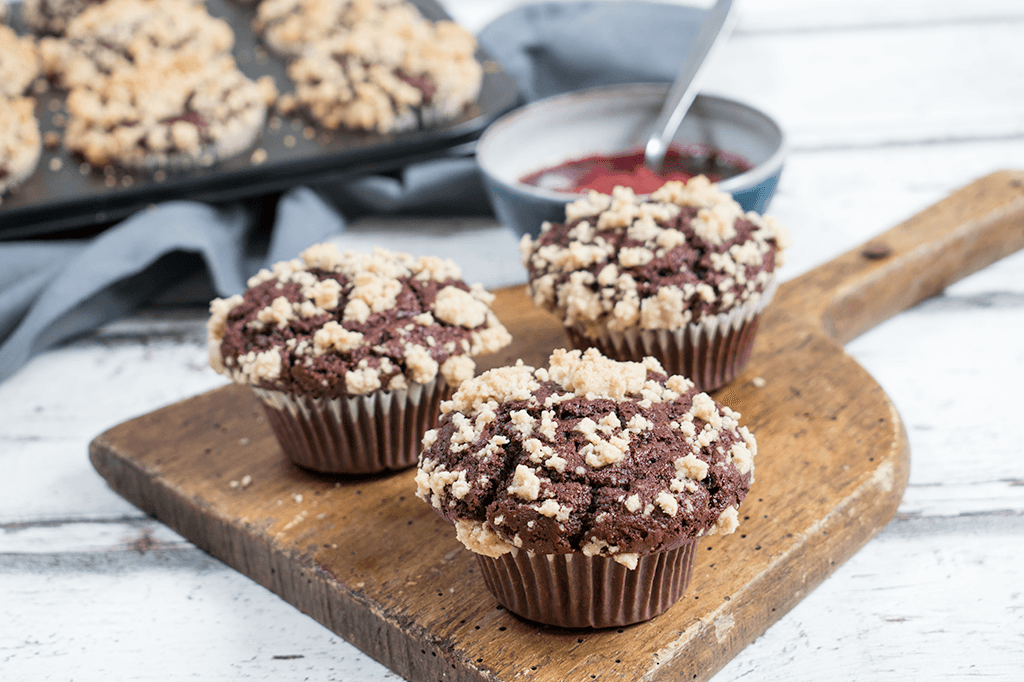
[88,172,1024,682]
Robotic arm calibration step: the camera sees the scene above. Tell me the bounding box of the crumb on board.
[280,509,309,532]
[752,376,767,388]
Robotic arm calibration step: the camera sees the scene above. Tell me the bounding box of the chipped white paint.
[714,614,736,644]
[2,1,1024,680]
[651,621,705,667]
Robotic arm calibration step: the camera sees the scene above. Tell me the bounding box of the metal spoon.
[643,0,738,174]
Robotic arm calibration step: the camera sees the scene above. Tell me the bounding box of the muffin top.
[39,0,236,90]
[61,52,276,168]
[272,0,483,134]
[415,348,756,568]
[208,243,512,398]
[520,177,791,337]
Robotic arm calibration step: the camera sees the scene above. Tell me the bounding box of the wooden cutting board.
[90,171,1024,682]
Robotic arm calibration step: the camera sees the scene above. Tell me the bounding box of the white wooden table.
[2,1,1023,679]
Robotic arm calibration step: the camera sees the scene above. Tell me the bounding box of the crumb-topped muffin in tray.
[520,177,791,392]
[416,347,756,627]
[60,51,277,169]
[38,0,236,90]
[256,0,483,133]
[37,0,276,170]
[254,0,405,57]
[208,243,512,475]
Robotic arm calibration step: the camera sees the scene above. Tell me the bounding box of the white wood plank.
[0,521,188,554]
[733,0,1024,32]
[705,22,1024,150]
[900,483,1024,518]
[0,550,402,682]
[713,516,1024,681]
[768,139,1024,280]
[444,0,1024,34]
[0,333,228,524]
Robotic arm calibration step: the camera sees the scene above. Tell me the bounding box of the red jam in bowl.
[518,145,753,195]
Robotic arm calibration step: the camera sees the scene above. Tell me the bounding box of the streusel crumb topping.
[281,0,482,133]
[520,177,791,337]
[209,244,512,397]
[0,96,43,200]
[39,0,235,89]
[38,0,274,168]
[254,0,406,56]
[61,52,275,168]
[416,348,756,567]
[0,25,41,99]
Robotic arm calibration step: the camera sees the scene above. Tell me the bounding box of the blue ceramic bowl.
[476,83,786,238]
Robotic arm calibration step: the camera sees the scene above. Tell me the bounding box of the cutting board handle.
[779,169,1024,344]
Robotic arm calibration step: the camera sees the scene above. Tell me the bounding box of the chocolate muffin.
[520,177,791,391]
[208,243,512,474]
[416,347,757,627]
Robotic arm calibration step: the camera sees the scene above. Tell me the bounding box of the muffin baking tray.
[0,0,521,239]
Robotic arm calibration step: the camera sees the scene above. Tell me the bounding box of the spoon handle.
[644,0,738,173]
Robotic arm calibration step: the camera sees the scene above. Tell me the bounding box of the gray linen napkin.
[0,1,702,382]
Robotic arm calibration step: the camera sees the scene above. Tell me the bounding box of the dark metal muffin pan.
[0,0,521,238]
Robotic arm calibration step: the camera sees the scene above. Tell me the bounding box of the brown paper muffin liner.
[566,278,778,392]
[475,540,697,629]
[252,378,449,475]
